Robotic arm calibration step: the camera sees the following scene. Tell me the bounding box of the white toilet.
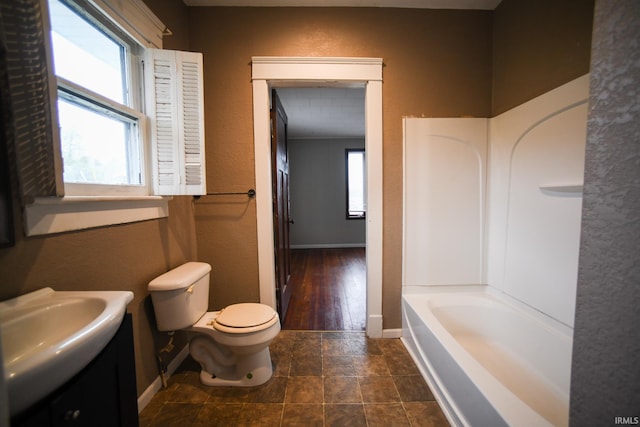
[148,262,280,387]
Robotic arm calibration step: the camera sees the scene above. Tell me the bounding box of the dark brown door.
[271,89,292,322]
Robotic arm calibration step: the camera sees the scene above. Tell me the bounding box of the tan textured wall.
[187,7,493,328]
[492,0,594,115]
[144,0,190,51]
[0,0,195,398]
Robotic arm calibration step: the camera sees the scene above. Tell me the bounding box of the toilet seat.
[213,303,278,334]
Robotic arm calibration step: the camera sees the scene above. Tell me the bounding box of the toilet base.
[198,347,274,387]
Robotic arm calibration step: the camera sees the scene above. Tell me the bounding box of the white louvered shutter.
[145,49,206,195]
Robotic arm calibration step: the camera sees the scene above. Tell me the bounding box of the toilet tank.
[148,262,212,331]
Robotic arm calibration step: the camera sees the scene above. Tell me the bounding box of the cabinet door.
[12,315,138,427]
[50,339,120,426]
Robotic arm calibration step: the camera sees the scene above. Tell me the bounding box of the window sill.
[25,196,170,236]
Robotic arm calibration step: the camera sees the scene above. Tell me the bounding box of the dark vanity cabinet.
[12,314,139,427]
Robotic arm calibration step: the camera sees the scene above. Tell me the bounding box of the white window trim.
[24,0,172,237]
[25,196,170,236]
[89,0,167,49]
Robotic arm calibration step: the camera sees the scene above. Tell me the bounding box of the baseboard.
[382,328,403,339]
[137,344,190,413]
[366,314,383,338]
[290,243,366,249]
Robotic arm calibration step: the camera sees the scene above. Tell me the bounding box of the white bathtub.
[401,286,572,427]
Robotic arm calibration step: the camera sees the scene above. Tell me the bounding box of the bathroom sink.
[0,287,133,416]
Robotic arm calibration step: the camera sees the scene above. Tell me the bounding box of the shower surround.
[402,75,589,427]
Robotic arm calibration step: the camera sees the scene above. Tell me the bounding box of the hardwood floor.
[282,248,366,331]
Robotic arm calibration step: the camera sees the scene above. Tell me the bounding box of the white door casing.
[251,56,384,337]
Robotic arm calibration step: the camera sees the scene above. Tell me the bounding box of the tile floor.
[139,331,449,426]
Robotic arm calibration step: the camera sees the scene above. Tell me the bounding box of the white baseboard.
[367,314,384,338]
[137,344,190,413]
[382,328,403,339]
[290,243,366,249]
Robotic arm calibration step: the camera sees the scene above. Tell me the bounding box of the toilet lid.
[214,303,276,328]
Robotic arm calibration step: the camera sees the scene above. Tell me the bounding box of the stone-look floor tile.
[193,403,244,427]
[292,334,322,358]
[290,353,322,376]
[282,403,324,426]
[376,338,409,355]
[323,355,356,376]
[384,351,421,376]
[166,379,211,404]
[403,402,450,427]
[322,331,365,340]
[140,332,450,426]
[352,354,391,376]
[236,403,284,427]
[245,376,288,403]
[347,338,382,356]
[393,375,435,402]
[358,376,400,403]
[271,341,295,360]
[322,338,351,357]
[148,402,202,426]
[156,371,198,401]
[139,416,153,427]
[294,332,322,345]
[364,403,411,427]
[204,385,250,403]
[324,376,362,403]
[285,376,324,403]
[271,351,292,377]
[278,331,306,343]
[142,383,176,406]
[324,404,367,427]
[293,338,321,355]
[139,392,164,425]
[271,330,298,350]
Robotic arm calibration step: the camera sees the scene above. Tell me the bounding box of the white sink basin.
[0,287,133,416]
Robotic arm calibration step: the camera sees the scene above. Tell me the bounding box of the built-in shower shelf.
[539,184,583,195]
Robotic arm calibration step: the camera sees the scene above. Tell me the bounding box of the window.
[346,149,366,219]
[19,0,205,235]
[49,0,147,196]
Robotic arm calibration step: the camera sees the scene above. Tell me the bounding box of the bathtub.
[401,286,572,427]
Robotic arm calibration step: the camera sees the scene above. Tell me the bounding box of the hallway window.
[346,149,366,219]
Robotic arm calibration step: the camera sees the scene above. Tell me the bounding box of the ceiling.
[276,87,366,140]
[184,0,502,139]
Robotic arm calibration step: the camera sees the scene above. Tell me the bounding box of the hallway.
[282,248,366,331]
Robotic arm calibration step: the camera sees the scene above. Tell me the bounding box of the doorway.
[251,56,384,338]
[275,87,367,330]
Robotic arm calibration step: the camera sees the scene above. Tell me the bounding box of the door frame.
[251,56,384,338]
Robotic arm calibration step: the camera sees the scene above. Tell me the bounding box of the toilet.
[148,262,280,387]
